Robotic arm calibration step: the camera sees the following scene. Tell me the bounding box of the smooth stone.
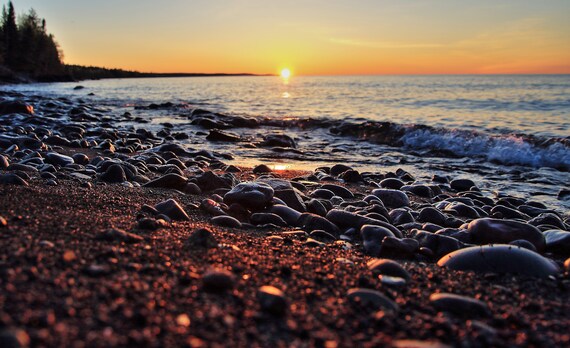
[45,152,74,167]
[430,293,490,317]
[307,199,328,216]
[389,208,415,225]
[346,288,399,312]
[309,230,337,243]
[273,188,306,212]
[368,259,411,280]
[270,205,302,226]
[260,133,296,148]
[529,213,566,230]
[509,239,537,252]
[202,270,235,292]
[211,215,242,228]
[543,230,570,254]
[7,163,37,172]
[0,173,28,186]
[438,244,560,277]
[0,216,7,227]
[200,198,226,216]
[468,218,545,252]
[310,188,335,199]
[155,199,190,221]
[361,225,396,256]
[206,129,241,142]
[100,164,126,183]
[371,189,409,208]
[258,286,288,315]
[414,231,463,259]
[379,237,419,258]
[0,155,9,169]
[250,213,288,227]
[491,205,529,220]
[252,164,272,174]
[186,228,218,248]
[444,202,479,219]
[0,100,34,115]
[223,182,274,210]
[297,213,341,237]
[380,178,405,190]
[321,184,354,199]
[330,164,353,176]
[194,171,234,191]
[326,209,402,238]
[96,228,144,243]
[72,153,89,165]
[143,173,188,190]
[378,275,407,286]
[450,178,476,191]
[418,207,447,226]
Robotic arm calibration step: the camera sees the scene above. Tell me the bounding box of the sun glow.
[280,68,291,79]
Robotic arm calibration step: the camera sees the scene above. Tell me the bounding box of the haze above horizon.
[10,0,570,75]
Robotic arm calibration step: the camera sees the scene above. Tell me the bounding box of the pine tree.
[2,1,18,68]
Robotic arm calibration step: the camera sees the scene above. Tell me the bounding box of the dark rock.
[321,184,354,199]
[310,188,335,200]
[307,199,328,216]
[389,208,415,225]
[450,178,476,192]
[0,173,28,186]
[45,152,74,167]
[273,188,306,212]
[200,198,226,216]
[155,199,190,221]
[184,182,202,195]
[0,154,9,169]
[379,237,419,258]
[491,205,529,220]
[258,286,288,316]
[206,129,241,142]
[260,134,296,148]
[326,209,402,238]
[250,213,288,227]
[371,189,409,208]
[414,231,463,259]
[468,218,545,252]
[195,171,234,191]
[418,207,447,225]
[143,173,187,190]
[543,230,570,255]
[444,202,479,219]
[224,182,274,210]
[330,164,353,176]
[367,259,411,280]
[187,228,218,248]
[361,225,396,256]
[430,293,490,317]
[270,205,302,226]
[0,327,30,348]
[100,164,126,183]
[438,245,560,277]
[0,100,34,115]
[202,270,235,292]
[298,213,341,236]
[211,215,242,228]
[528,213,566,230]
[346,288,399,312]
[252,164,272,174]
[380,178,404,190]
[509,239,537,252]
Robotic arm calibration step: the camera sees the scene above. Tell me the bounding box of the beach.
[0,88,569,347]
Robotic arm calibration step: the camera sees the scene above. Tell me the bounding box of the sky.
[8,0,570,75]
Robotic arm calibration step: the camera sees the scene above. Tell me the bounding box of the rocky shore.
[0,90,569,347]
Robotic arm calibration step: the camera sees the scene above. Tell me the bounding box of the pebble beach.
[0,89,569,347]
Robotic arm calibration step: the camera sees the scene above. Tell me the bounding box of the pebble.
[467,218,545,252]
[320,184,354,199]
[543,230,570,255]
[368,259,411,280]
[326,209,402,238]
[0,216,7,227]
[223,182,274,210]
[143,173,188,190]
[0,327,30,348]
[346,288,399,312]
[45,152,74,167]
[250,213,288,227]
[450,178,476,191]
[258,285,288,316]
[155,199,190,221]
[413,231,463,259]
[0,173,28,185]
[96,228,144,243]
[100,164,126,183]
[429,292,491,317]
[379,237,419,258]
[298,213,341,236]
[371,189,410,208]
[361,225,397,256]
[202,270,235,292]
[186,228,218,248]
[211,215,242,228]
[438,244,560,277]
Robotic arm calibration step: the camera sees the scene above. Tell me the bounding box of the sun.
[280,68,291,79]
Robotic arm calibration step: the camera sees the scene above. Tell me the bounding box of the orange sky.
[12,0,570,75]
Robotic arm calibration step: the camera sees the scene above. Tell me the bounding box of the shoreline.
[0,89,569,346]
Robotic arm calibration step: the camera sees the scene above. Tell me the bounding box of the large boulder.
[467,218,545,252]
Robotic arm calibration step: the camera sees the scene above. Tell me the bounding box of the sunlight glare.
[280,68,291,79]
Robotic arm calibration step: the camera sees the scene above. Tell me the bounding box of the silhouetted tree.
[2,1,18,68]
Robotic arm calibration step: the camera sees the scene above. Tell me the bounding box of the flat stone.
[143,173,187,190]
[430,293,491,317]
[270,205,302,226]
[438,244,560,277]
[346,288,399,312]
[368,259,411,280]
[543,230,570,255]
[326,209,402,238]
[321,184,354,199]
[0,173,28,186]
[298,213,341,237]
[97,228,144,243]
[414,231,463,259]
[211,215,242,228]
[224,182,274,210]
[468,218,545,252]
[45,152,74,167]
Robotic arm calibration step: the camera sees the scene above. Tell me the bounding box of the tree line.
[0,1,65,81]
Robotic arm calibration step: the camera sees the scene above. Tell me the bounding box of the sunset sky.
[10,0,570,75]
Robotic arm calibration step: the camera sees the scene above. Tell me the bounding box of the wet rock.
[361,225,397,256]
[143,173,188,190]
[97,228,144,243]
[206,129,241,142]
[298,213,341,236]
[250,213,288,227]
[194,171,234,191]
[202,270,235,292]
[321,184,354,199]
[346,288,399,312]
[368,259,411,280]
[380,178,405,190]
[224,182,274,210]
[211,215,242,228]
[418,207,447,225]
[270,205,302,226]
[258,286,288,316]
[0,100,34,115]
[491,205,529,220]
[444,202,479,219]
[186,228,218,248]
[100,164,126,183]
[45,152,74,167]
[307,199,328,216]
[389,208,415,225]
[543,230,570,255]
[310,188,335,199]
[330,164,353,176]
[509,239,537,252]
[155,199,190,221]
[414,231,463,259]
[371,189,409,208]
[260,134,296,148]
[0,154,8,169]
[430,293,490,317]
[438,245,560,277]
[326,209,402,238]
[450,178,476,192]
[273,188,306,212]
[528,213,566,230]
[468,218,545,252]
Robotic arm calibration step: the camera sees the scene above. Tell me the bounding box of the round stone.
[467,218,545,252]
[346,288,399,312]
[223,182,274,210]
[371,189,410,208]
[154,199,190,221]
[430,293,490,317]
[258,285,288,316]
[202,270,235,292]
